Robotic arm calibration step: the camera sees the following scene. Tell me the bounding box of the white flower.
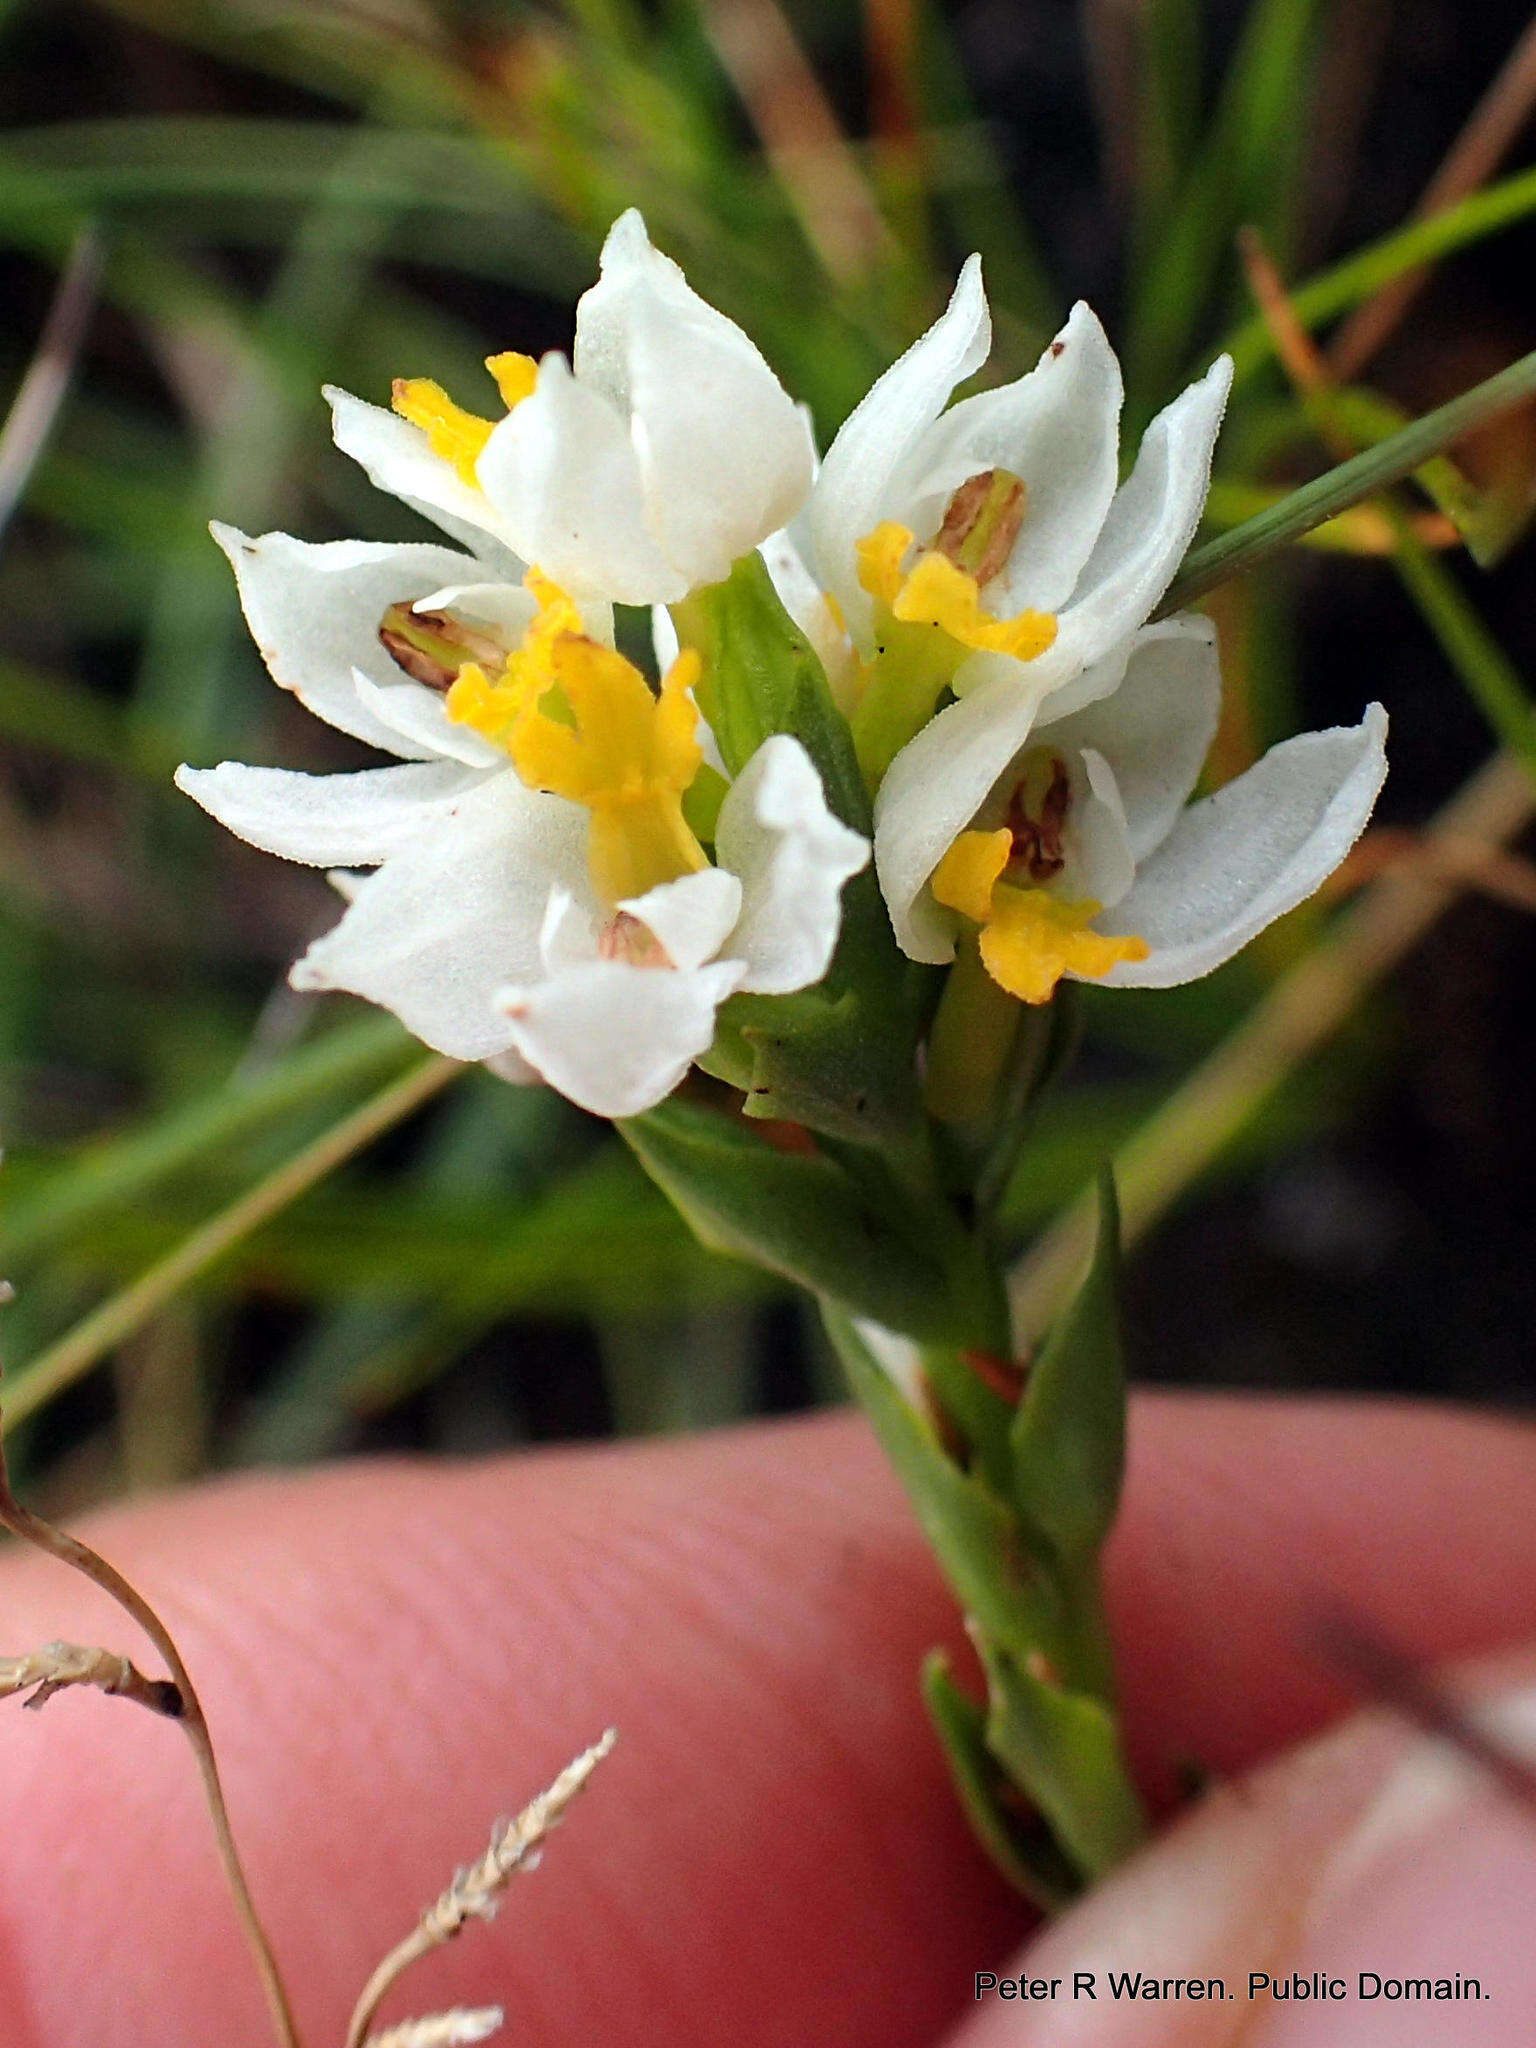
[179,545,866,1118]
[326,210,814,608]
[889,614,1387,1001]
[763,263,1231,780]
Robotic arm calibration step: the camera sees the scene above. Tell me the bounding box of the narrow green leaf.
[921,1651,1075,1910]
[977,1637,1147,1880]
[1010,1170,1126,1572]
[3,1016,413,1266]
[1162,346,1536,611]
[673,551,868,822]
[821,1306,1061,1646]
[623,1100,981,1344]
[1223,162,1536,388]
[1126,0,1323,420]
[828,1307,1147,1890]
[675,555,924,1143]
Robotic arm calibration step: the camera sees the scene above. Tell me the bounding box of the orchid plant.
[180,211,1387,1906]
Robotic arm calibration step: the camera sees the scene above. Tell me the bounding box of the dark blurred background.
[3,0,1534,1511]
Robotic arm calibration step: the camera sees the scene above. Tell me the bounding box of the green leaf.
[1010,1170,1126,1573]
[825,1305,1147,1890]
[622,1098,989,1345]
[1126,0,1324,422]
[977,1637,1147,1880]
[822,1305,1061,1647]
[1162,346,1536,612]
[921,1651,1075,1910]
[673,551,869,820]
[1222,160,1536,389]
[674,556,925,1144]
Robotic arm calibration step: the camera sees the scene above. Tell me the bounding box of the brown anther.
[934,469,1028,587]
[1006,751,1072,883]
[1025,1648,1063,1689]
[597,912,673,969]
[378,605,508,693]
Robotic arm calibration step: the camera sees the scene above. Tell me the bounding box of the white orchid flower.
[762,261,1233,796]
[326,210,814,609]
[179,541,866,1118]
[882,612,1387,1003]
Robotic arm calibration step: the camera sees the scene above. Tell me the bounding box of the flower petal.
[1094,702,1389,987]
[175,758,482,867]
[621,867,743,972]
[1056,353,1233,670]
[1069,747,1137,907]
[498,957,744,1118]
[893,301,1124,613]
[807,256,990,638]
[325,386,520,572]
[575,210,814,589]
[873,648,1076,962]
[290,773,588,1061]
[1038,615,1221,861]
[714,734,869,994]
[759,528,860,711]
[476,354,683,604]
[350,669,504,770]
[212,525,480,758]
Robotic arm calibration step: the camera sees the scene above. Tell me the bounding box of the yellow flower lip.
[390,351,539,487]
[931,827,1147,1005]
[447,569,711,911]
[855,519,1057,663]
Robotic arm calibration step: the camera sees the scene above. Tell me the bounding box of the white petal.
[1038,615,1221,861]
[620,867,743,972]
[484,1046,542,1086]
[212,525,479,759]
[873,647,1078,963]
[498,957,744,1118]
[807,256,991,639]
[325,387,520,572]
[476,355,683,604]
[176,757,481,867]
[538,883,603,974]
[1095,703,1388,987]
[1057,353,1232,668]
[1067,747,1137,907]
[414,580,539,637]
[893,301,1124,612]
[576,211,814,589]
[714,734,869,994]
[290,773,588,1061]
[759,528,860,711]
[350,668,504,770]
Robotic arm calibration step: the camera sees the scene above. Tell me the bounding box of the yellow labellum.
[450,571,710,910]
[390,350,539,487]
[855,521,1057,662]
[931,828,1147,1005]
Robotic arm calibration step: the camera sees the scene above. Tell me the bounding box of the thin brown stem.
[1329,10,1536,378]
[0,1403,301,2048]
[0,225,103,547]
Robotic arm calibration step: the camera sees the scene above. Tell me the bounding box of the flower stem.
[923,934,1020,1127]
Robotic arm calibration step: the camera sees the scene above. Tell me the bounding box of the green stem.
[923,934,1021,1127]
[1162,345,1536,613]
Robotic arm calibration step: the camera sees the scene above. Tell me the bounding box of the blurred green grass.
[4,0,1536,1506]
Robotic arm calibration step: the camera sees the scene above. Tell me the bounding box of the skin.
[0,1392,1531,2047]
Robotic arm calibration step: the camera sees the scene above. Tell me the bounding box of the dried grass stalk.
[365,2008,504,2048]
[0,1638,184,1716]
[348,1730,617,2048]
